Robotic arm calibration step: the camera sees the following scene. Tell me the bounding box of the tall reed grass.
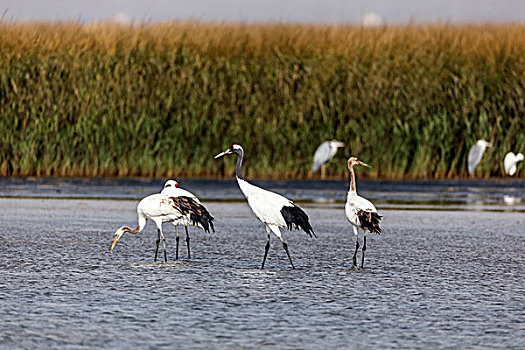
[0,22,524,178]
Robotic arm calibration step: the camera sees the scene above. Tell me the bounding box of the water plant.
[0,22,524,178]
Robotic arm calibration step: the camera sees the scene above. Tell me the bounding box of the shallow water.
[1,176,524,211]
[1,195,524,349]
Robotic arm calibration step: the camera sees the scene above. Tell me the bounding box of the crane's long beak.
[110,236,119,253]
[335,141,345,148]
[214,151,227,159]
[358,161,371,168]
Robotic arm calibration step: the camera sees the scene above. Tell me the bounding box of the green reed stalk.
[0,22,524,178]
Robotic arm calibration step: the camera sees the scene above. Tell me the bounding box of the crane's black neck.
[235,149,244,179]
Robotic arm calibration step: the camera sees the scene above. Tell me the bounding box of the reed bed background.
[1,21,524,178]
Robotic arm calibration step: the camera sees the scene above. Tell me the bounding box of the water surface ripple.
[1,198,524,349]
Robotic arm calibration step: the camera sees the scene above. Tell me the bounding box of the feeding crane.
[214,144,315,269]
[110,193,214,262]
[345,157,382,268]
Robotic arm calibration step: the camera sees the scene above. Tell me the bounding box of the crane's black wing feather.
[357,210,382,234]
[280,205,316,237]
[170,196,215,233]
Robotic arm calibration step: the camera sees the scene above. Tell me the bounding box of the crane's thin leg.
[155,229,161,262]
[261,226,271,269]
[352,226,359,267]
[321,164,326,179]
[185,226,191,259]
[160,228,168,262]
[175,225,180,260]
[268,225,295,270]
[281,240,295,270]
[361,230,367,269]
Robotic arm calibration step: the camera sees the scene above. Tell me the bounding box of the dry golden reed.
[1,21,524,178]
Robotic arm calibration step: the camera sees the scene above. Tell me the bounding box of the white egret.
[110,193,214,262]
[345,157,382,268]
[503,152,524,176]
[312,140,345,178]
[467,139,491,175]
[161,179,215,259]
[215,144,315,269]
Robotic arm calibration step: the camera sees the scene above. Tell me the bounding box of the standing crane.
[214,144,315,269]
[161,179,215,259]
[345,157,382,268]
[110,193,214,262]
[503,152,524,176]
[467,139,491,175]
[312,140,345,178]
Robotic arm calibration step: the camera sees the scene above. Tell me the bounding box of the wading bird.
[345,157,382,268]
[504,152,524,176]
[312,140,345,178]
[161,179,215,259]
[110,193,214,262]
[467,139,491,175]
[214,144,315,269]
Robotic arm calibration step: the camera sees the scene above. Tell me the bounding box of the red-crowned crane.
[110,193,214,262]
[345,157,382,268]
[214,144,315,269]
[161,179,215,259]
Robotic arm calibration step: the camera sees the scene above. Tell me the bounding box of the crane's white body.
[312,140,345,172]
[467,139,491,174]
[237,176,293,235]
[504,152,524,176]
[345,191,378,228]
[161,180,203,228]
[136,193,185,228]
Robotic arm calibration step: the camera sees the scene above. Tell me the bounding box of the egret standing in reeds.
[110,193,214,262]
[214,144,315,269]
[345,157,382,268]
[312,140,345,178]
[467,139,491,175]
[161,180,215,259]
[503,152,524,176]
